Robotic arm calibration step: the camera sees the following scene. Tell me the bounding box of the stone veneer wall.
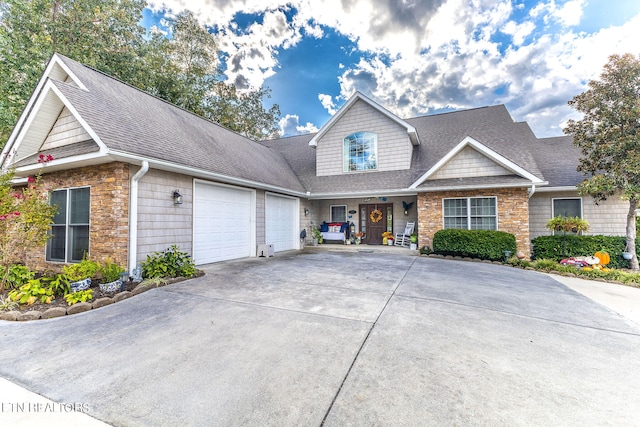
[417,187,531,257]
[26,162,130,271]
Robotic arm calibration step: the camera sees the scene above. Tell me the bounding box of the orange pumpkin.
[594,251,610,266]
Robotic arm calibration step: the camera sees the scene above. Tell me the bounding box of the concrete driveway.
[1,250,639,426]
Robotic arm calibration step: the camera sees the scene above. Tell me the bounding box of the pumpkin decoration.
[594,251,610,266]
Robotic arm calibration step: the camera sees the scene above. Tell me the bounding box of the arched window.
[343,131,377,172]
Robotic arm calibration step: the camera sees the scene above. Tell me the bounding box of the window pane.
[343,132,377,171]
[47,225,67,261]
[444,217,467,229]
[470,198,496,216]
[50,190,67,225]
[70,225,90,262]
[70,187,90,224]
[553,199,581,218]
[331,206,346,222]
[470,217,496,230]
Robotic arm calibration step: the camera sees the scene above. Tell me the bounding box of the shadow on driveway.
[1,252,639,426]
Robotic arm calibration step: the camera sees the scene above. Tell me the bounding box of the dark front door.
[362,204,392,245]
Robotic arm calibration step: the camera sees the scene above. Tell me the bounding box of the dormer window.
[343,131,377,172]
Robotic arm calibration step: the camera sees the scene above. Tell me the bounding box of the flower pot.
[313,238,318,246]
[99,279,124,293]
[622,252,633,260]
[70,278,91,293]
[410,243,417,250]
[388,240,394,246]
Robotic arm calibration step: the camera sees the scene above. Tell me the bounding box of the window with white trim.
[552,198,582,218]
[47,187,90,262]
[443,197,497,230]
[330,205,347,222]
[343,131,377,172]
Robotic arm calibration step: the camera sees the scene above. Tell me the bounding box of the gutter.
[128,161,149,276]
[528,184,536,199]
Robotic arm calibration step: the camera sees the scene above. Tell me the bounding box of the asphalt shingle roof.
[54,55,306,193]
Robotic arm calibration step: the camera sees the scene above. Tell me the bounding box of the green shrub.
[0,295,18,311]
[432,229,517,261]
[42,273,70,296]
[99,258,125,283]
[62,257,101,282]
[64,289,93,305]
[531,235,637,269]
[8,279,54,305]
[5,264,35,290]
[141,245,197,279]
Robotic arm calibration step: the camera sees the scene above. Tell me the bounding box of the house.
[1,54,629,273]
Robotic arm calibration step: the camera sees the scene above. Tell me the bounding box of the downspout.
[528,184,536,199]
[129,161,149,276]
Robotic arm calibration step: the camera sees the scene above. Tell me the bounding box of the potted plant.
[312,227,323,245]
[382,231,394,245]
[63,256,100,293]
[354,231,363,245]
[99,258,126,292]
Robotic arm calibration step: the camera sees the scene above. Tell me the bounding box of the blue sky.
[143,0,640,138]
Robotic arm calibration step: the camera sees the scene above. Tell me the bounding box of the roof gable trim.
[308,92,420,147]
[409,136,545,189]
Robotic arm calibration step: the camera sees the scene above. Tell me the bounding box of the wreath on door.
[369,209,383,223]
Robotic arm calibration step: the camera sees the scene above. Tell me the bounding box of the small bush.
[432,229,517,261]
[42,273,69,296]
[100,258,125,283]
[8,279,54,305]
[63,257,101,282]
[5,265,35,290]
[531,235,637,269]
[141,245,197,279]
[65,289,93,305]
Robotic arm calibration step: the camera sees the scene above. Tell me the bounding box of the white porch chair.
[394,222,415,247]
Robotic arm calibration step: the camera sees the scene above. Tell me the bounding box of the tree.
[0,0,148,144]
[143,11,281,140]
[564,53,640,270]
[0,165,57,291]
[0,3,280,144]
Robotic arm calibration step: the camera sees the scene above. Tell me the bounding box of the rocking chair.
[394,222,415,247]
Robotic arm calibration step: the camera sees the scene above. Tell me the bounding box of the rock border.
[0,271,204,322]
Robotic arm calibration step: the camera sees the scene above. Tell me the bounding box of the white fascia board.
[306,188,418,200]
[1,54,86,168]
[417,181,549,193]
[409,136,545,189]
[534,186,578,193]
[13,152,109,175]
[3,81,106,170]
[107,151,309,198]
[309,91,420,147]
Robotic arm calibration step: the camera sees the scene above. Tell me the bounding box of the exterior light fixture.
[172,190,183,205]
[304,208,310,216]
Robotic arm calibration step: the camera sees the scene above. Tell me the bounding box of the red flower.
[37,153,54,163]
[13,211,20,216]
[27,176,36,183]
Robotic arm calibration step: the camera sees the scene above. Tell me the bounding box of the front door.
[361,204,392,245]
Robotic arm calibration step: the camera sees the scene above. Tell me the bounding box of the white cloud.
[146,0,640,136]
[501,20,536,45]
[318,94,338,115]
[278,114,319,136]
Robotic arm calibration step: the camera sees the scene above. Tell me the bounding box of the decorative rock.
[92,297,114,309]
[66,302,92,315]
[41,307,67,319]
[0,311,20,321]
[133,283,158,296]
[113,291,132,302]
[17,311,42,321]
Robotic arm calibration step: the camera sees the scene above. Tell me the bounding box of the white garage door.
[193,181,254,265]
[265,193,299,252]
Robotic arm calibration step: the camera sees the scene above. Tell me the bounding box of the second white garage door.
[265,193,299,252]
[193,181,255,265]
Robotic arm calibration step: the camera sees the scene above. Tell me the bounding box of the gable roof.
[3,54,306,195]
[308,92,420,147]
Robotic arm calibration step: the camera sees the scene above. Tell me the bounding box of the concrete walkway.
[1,252,639,426]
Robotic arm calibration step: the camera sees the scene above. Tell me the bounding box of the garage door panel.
[266,194,298,252]
[194,182,253,265]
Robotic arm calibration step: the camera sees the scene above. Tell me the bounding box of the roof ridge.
[404,104,505,121]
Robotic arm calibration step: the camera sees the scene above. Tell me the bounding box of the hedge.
[432,229,517,261]
[531,234,637,269]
